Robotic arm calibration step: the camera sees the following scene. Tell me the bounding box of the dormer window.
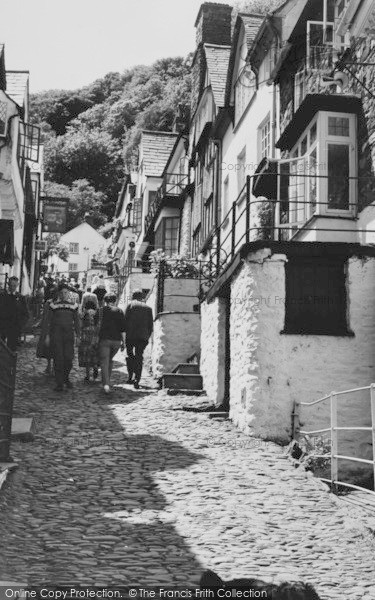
[0,101,7,136]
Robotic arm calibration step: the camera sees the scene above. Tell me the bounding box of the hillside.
[30,0,281,229]
[30,57,192,225]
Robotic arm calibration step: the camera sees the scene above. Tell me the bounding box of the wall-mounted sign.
[42,198,69,233]
[34,240,47,252]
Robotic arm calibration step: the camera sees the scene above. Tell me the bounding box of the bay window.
[288,111,356,221]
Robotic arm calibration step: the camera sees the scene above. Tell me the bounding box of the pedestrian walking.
[93,282,107,308]
[98,293,126,394]
[124,290,153,389]
[45,283,80,391]
[78,297,100,383]
[36,285,58,374]
[0,276,29,351]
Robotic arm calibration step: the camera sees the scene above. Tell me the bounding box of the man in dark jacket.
[124,290,153,389]
[0,276,29,351]
[45,283,80,391]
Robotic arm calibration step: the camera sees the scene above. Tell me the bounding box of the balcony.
[197,159,375,299]
[144,172,188,240]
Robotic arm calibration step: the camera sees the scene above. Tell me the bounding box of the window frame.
[68,263,78,272]
[258,116,271,162]
[236,147,247,201]
[154,216,180,256]
[69,242,79,254]
[289,111,357,219]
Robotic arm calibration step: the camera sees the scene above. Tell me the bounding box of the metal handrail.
[295,384,375,495]
[198,165,375,299]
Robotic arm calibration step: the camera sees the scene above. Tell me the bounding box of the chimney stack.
[195,3,232,46]
[191,3,232,114]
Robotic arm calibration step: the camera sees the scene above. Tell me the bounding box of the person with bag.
[78,297,100,383]
[124,289,153,389]
[98,293,126,394]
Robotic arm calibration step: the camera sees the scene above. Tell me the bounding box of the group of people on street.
[38,283,153,393]
[0,273,154,394]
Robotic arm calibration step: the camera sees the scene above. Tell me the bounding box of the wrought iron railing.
[308,44,336,70]
[144,172,188,235]
[294,384,375,495]
[197,165,375,297]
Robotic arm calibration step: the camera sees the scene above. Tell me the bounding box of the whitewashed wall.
[226,248,375,477]
[200,297,227,406]
[152,312,201,377]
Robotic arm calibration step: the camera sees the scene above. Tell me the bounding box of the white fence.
[296,384,375,495]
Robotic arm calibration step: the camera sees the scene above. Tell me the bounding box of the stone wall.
[118,272,156,311]
[200,297,227,406]
[163,278,199,313]
[227,247,375,479]
[152,312,201,378]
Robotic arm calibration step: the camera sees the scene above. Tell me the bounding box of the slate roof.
[239,13,265,50]
[141,131,178,177]
[6,71,29,108]
[204,44,231,108]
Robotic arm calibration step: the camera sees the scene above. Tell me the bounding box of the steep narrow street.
[0,340,375,599]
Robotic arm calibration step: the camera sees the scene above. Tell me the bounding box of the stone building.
[194,0,375,484]
[112,0,375,481]
[0,48,42,295]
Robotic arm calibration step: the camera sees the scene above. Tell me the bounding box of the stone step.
[162,373,203,390]
[208,411,229,419]
[172,363,200,375]
[166,389,207,396]
[11,417,35,441]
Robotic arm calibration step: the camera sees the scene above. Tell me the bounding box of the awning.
[0,219,14,265]
[276,94,363,151]
[252,157,278,199]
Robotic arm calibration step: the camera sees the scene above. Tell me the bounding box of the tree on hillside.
[233,0,282,14]
[44,129,123,207]
[44,180,108,230]
[30,90,95,135]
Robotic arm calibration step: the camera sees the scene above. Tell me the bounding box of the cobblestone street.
[0,340,375,599]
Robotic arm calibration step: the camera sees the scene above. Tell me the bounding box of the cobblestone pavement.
[0,339,375,598]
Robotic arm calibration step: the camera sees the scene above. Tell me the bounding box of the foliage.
[30,89,95,135]
[44,180,108,230]
[149,250,199,279]
[44,233,69,262]
[256,199,274,241]
[30,56,191,219]
[298,435,331,473]
[233,0,283,16]
[44,129,123,212]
